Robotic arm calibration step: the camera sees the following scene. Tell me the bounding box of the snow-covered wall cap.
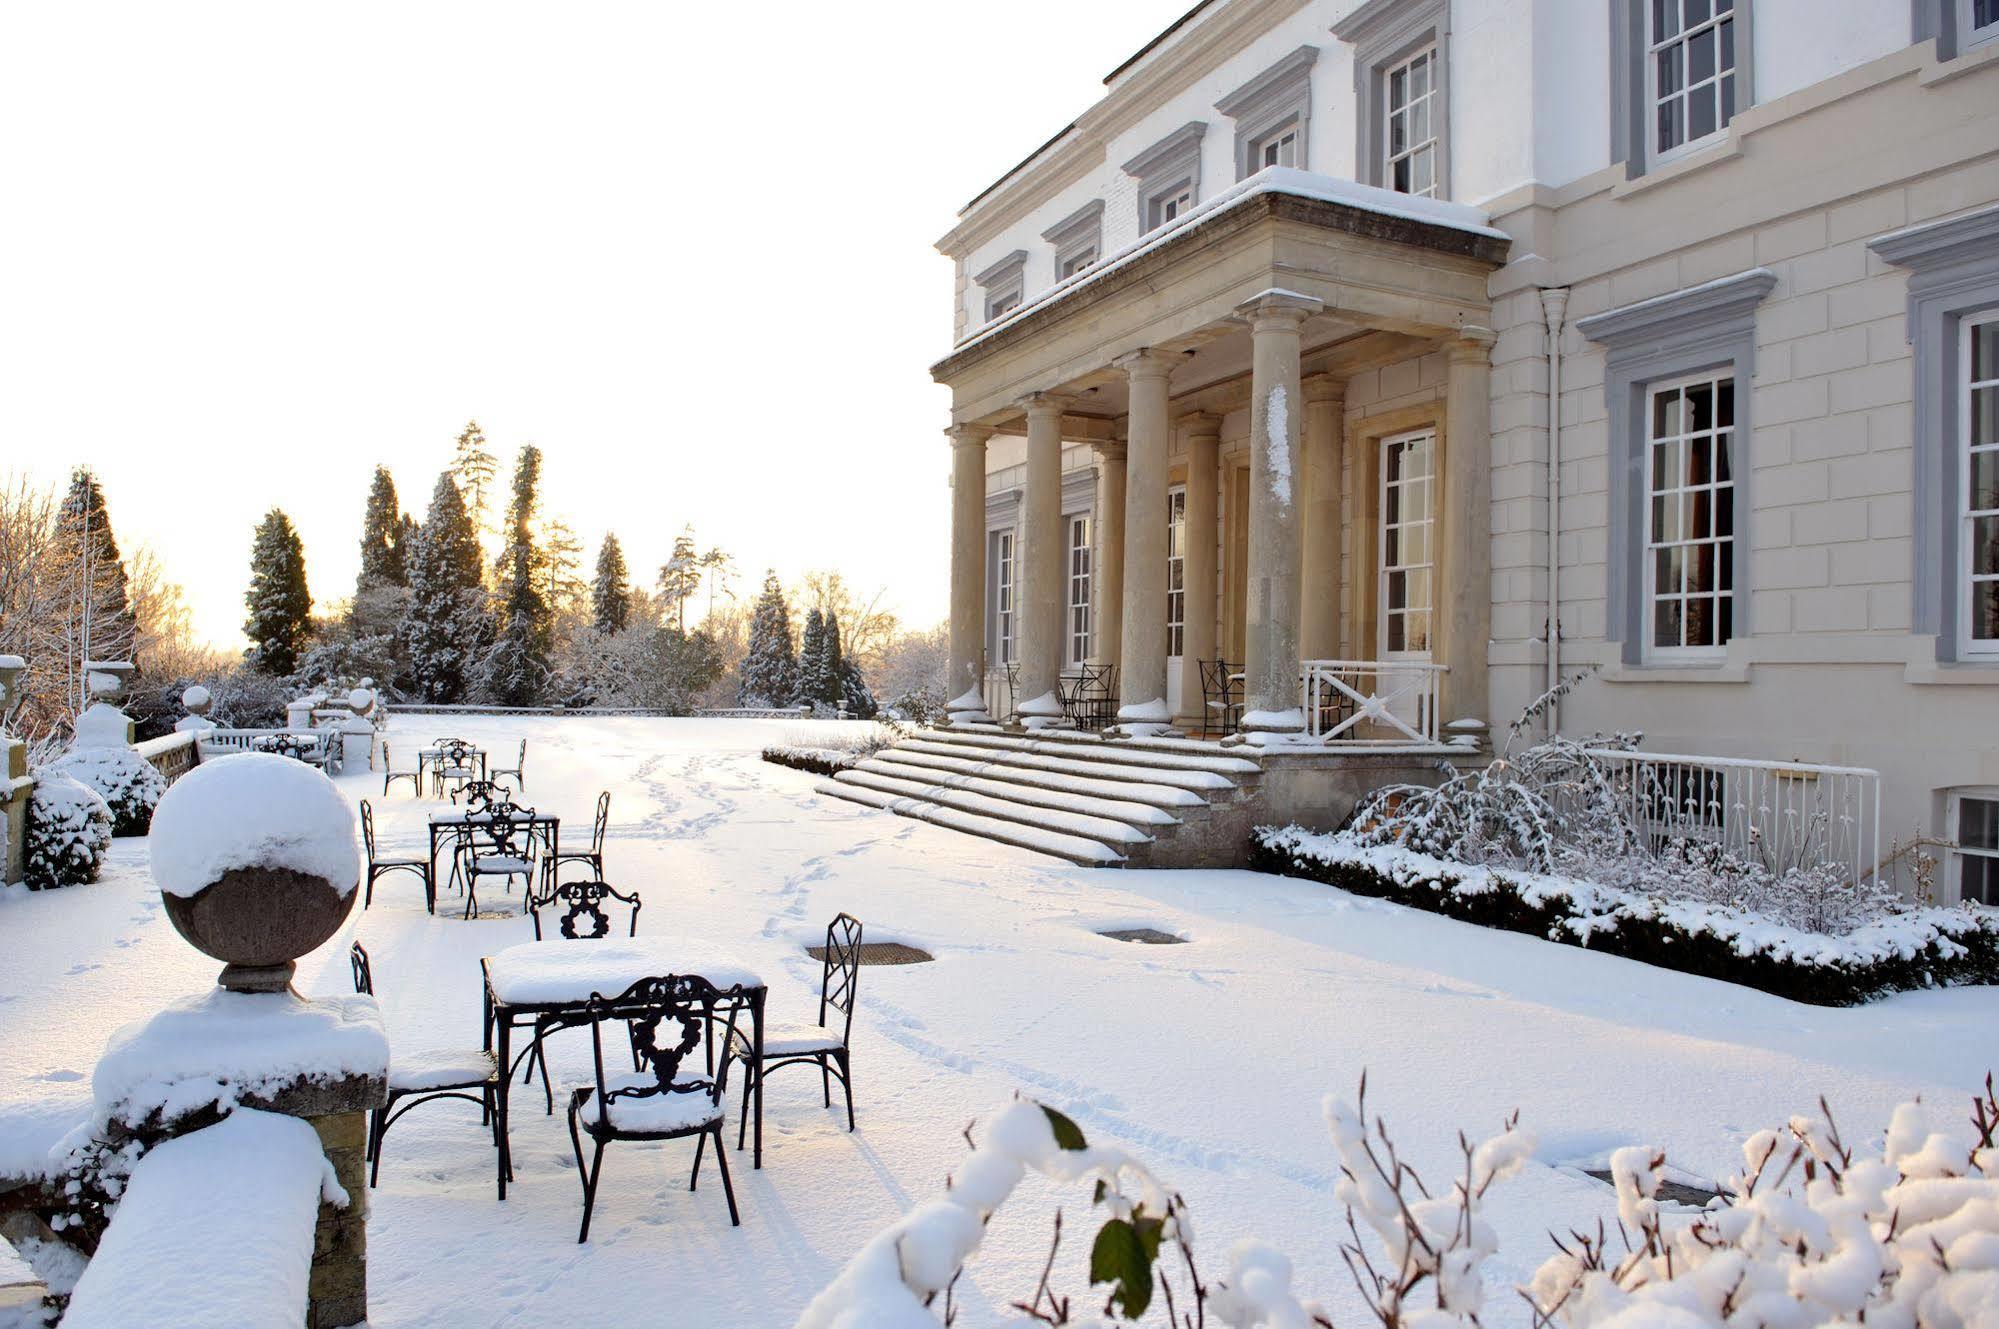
[70,702,133,750]
[149,752,361,899]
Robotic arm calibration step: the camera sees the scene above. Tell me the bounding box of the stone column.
[1115,350,1176,730]
[1176,414,1221,731]
[1239,290,1323,740]
[945,424,993,723]
[1090,440,1127,669]
[1015,394,1068,724]
[1300,375,1347,661]
[1439,327,1497,731]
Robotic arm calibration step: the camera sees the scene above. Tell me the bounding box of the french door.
[1377,429,1435,730]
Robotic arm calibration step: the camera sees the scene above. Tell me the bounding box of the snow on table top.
[92,989,388,1131]
[61,1108,339,1329]
[485,936,765,1006]
[148,751,362,899]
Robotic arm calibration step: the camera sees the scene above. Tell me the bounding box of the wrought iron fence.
[1576,748,1882,888]
[1300,660,1448,744]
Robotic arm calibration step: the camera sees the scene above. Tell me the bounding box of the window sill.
[1599,659,1751,684]
[1904,659,1999,685]
[1920,36,1999,87]
[1610,132,1744,201]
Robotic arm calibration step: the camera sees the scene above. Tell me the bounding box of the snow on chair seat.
[389,1048,501,1094]
[756,1020,847,1057]
[581,1073,728,1133]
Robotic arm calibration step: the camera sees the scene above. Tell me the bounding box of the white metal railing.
[1577,748,1882,889]
[1301,660,1449,745]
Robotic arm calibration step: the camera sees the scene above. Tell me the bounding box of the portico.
[937,177,1507,748]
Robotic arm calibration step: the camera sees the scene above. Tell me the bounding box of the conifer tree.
[356,466,405,594]
[395,513,419,577]
[399,473,491,702]
[541,517,585,610]
[737,570,796,708]
[658,527,702,633]
[55,468,137,678]
[451,420,499,535]
[243,509,312,676]
[484,445,552,705]
[820,612,846,705]
[798,607,828,706]
[592,533,631,635]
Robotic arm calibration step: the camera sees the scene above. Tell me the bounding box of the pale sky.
[0,1,1194,650]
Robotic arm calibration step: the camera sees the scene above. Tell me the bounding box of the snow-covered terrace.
[2,714,1994,1326]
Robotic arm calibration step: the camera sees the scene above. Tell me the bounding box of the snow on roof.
[91,989,388,1132]
[149,752,361,899]
[945,166,1505,363]
[61,1108,340,1329]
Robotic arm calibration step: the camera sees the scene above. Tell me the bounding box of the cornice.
[1867,202,1999,272]
[1575,267,1778,350]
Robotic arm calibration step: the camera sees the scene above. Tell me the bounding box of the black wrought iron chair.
[542,791,609,891]
[1002,662,1020,724]
[566,974,746,1241]
[1062,663,1119,732]
[490,739,527,791]
[361,800,432,913]
[529,878,642,941]
[1199,659,1243,737]
[434,739,480,800]
[350,942,502,1188]
[456,807,539,918]
[381,742,422,798]
[729,913,861,1145]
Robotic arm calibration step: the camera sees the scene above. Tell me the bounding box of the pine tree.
[483,445,552,706]
[541,516,585,611]
[658,527,702,633]
[797,608,828,706]
[55,469,137,692]
[451,420,499,536]
[820,612,847,706]
[399,473,491,703]
[737,570,796,708]
[243,509,312,676]
[356,466,405,595]
[592,533,631,635]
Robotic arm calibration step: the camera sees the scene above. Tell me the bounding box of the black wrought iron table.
[480,936,769,1200]
[428,810,559,884]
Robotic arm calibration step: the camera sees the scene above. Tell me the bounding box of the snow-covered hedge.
[1251,830,1999,1006]
[761,745,863,777]
[23,773,114,889]
[47,748,165,837]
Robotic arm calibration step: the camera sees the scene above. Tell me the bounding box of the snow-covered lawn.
[3,715,1996,1327]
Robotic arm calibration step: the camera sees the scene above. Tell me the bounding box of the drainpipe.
[1539,287,1569,736]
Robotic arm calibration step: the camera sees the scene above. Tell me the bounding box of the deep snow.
[0,714,1994,1327]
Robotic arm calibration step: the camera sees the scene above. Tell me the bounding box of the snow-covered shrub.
[23,772,113,888]
[1252,832,1999,1005]
[48,747,165,837]
[762,727,895,777]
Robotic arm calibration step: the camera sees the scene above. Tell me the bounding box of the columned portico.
[1015,394,1069,722]
[1090,440,1127,669]
[1116,350,1176,730]
[1239,290,1321,739]
[1176,413,1220,731]
[1299,375,1346,661]
[1438,328,1496,727]
[945,423,992,721]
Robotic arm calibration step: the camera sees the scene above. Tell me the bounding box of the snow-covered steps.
[814,727,1267,868]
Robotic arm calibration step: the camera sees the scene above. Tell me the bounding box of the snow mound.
[148,752,360,899]
[69,703,132,750]
[180,685,211,710]
[22,771,113,888]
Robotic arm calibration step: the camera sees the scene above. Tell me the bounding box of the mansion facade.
[928,0,1999,898]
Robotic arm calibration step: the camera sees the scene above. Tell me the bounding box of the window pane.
[1686,0,1710,23]
[1688,434,1712,485]
[1655,546,1683,595]
[1972,450,1999,512]
[1389,109,1407,154]
[1654,389,1684,438]
[1386,613,1405,653]
[1657,45,1683,95]
[1975,321,1999,381]
[1392,157,1412,192]
[1719,539,1734,590]
[1413,150,1435,196]
[1689,85,1716,140]
[1653,0,1675,42]
[1407,568,1432,612]
[1411,99,1431,145]
[1389,65,1407,107]
[1720,73,1736,126]
[1719,16,1735,70]
[1716,487,1734,538]
[1964,855,1999,906]
[1974,515,1999,576]
[1689,542,1714,594]
[1404,523,1429,565]
[1685,596,1714,646]
[1718,595,1733,642]
[1973,386,1998,448]
[1652,493,1680,542]
[1690,488,1711,539]
[1405,610,1430,652]
[1976,582,1999,642]
[1963,798,1999,851]
[1387,570,1407,610]
[1654,598,1683,647]
[1689,26,1715,83]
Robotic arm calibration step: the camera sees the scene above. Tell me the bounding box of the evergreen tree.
[737,570,796,708]
[356,465,405,595]
[56,467,137,678]
[451,420,499,536]
[821,612,847,705]
[592,533,631,635]
[483,445,552,706]
[658,527,702,633]
[399,473,491,703]
[797,608,828,705]
[243,509,312,676]
[541,516,586,610]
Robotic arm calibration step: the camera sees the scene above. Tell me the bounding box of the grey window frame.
[1214,44,1317,182]
[1066,512,1093,667]
[985,490,1020,666]
[1121,121,1206,235]
[1610,0,1755,180]
[1869,202,1999,664]
[1575,267,1776,666]
[975,250,1027,324]
[1041,199,1105,284]
[1333,0,1451,200]
[1917,0,1999,59]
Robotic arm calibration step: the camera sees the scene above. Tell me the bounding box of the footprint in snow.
[38,1069,84,1082]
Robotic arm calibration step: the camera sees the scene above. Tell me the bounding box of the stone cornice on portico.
[933,181,1508,426]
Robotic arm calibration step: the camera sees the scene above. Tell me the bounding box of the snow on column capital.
[149,752,361,994]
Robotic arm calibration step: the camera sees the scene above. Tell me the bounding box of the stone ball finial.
[149,752,362,994]
[181,684,213,718]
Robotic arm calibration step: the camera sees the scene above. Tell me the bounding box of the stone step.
[834,769,1154,845]
[862,750,1201,813]
[814,780,1122,866]
[925,727,1261,777]
[898,739,1239,797]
